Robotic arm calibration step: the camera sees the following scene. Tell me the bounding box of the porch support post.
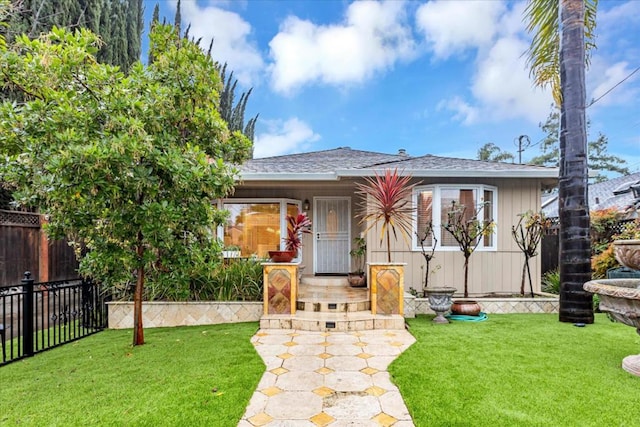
[262,262,299,315]
[369,263,406,315]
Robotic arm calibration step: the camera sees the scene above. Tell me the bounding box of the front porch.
[261,263,406,331]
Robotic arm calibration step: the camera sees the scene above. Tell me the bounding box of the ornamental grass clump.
[355,168,417,263]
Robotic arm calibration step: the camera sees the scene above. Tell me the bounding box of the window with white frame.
[413,185,497,251]
[218,199,300,258]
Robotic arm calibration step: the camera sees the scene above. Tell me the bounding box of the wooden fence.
[0,210,78,286]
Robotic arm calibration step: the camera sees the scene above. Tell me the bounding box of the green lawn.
[2,315,639,426]
[390,313,640,427]
[0,322,264,427]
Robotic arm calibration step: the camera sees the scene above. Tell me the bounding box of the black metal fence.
[0,272,107,366]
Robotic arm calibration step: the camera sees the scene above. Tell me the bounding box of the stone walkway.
[239,328,416,426]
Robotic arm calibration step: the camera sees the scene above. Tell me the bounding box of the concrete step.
[300,276,349,287]
[260,311,406,332]
[297,282,370,313]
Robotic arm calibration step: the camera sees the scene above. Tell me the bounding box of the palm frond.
[524,0,598,106]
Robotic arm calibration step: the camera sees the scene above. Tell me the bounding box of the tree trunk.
[520,259,527,296]
[463,254,470,298]
[386,225,391,263]
[133,235,145,346]
[558,0,593,323]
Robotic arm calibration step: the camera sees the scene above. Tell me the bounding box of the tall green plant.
[0,25,252,346]
[524,0,596,323]
[355,169,417,263]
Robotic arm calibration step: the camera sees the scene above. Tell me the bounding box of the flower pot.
[451,300,482,316]
[348,272,367,287]
[268,250,296,263]
[424,287,456,323]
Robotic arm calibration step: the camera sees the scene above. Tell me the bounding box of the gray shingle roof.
[240,147,400,173]
[542,171,640,217]
[240,147,557,179]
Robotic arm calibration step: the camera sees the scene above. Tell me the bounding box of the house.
[222,147,557,296]
[542,171,640,219]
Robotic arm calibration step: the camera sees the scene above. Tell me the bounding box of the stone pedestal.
[263,262,299,315]
[369,263,405,315]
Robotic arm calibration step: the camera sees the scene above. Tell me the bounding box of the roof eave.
[239,172,340,181]
[336,169,559,179]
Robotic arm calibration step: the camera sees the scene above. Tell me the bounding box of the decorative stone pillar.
[369,263,406,315]
[263,262,299,315]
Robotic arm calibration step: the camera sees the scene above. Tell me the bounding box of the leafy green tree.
[476,143,515,162]
[531,108,629,182]
[525,0,597,324]
[2,0,143,73]
[0,25,252,345]
[169,0,258,153]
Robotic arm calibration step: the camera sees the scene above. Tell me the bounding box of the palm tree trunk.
[558,0,593,323]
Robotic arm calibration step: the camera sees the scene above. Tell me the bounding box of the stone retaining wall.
[403,293,559,318]
[109,294,560,329]
[107,301,262,329]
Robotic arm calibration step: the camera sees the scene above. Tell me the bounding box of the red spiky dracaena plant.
[284,209,312,253]
[356,169,417,263]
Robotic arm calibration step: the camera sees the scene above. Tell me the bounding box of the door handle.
[316,233,320,239]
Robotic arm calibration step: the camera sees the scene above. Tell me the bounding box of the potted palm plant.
[356,168,417,314]
[269,209,312,262]
[348,236,367,287]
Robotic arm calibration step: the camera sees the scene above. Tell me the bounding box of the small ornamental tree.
[512,211,550,297]
[355,169,417,263]
[442,202,495,298]
[0,25,252,346]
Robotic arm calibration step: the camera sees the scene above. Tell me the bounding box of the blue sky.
[144,1,640,173]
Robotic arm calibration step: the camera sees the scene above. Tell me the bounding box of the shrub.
[541,269,560,294]
[590,208,624,255]
[195,258,264,301]
[591,245,619,279]
[591,219,640,279]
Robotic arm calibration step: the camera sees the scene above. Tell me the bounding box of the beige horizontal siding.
[234,177,546,295]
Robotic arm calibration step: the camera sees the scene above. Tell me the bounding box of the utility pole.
[514,135,531,164]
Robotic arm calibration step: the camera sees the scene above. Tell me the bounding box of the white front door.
[314,197,350,274]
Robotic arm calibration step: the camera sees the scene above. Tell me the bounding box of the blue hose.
[446,312,488,322]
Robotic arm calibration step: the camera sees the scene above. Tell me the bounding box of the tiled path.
[239,329,416,426]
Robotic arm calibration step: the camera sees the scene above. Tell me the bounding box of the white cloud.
[437,96,479,125]
[268,0,416,94]
[178,2,264,86]
[471,37,550,122]
[589,61,639,107]
[415,0,506,59]
[424,1,552,125]
[254,118,321,158]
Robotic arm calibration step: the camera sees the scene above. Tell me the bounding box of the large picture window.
[413,185,497,251]
[219,199,300,258]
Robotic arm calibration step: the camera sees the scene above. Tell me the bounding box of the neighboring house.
[542,171,640,219]
[222,147,557,296]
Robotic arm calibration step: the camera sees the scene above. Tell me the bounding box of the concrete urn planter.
[584,239,640,377]
[424,287,456,323]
